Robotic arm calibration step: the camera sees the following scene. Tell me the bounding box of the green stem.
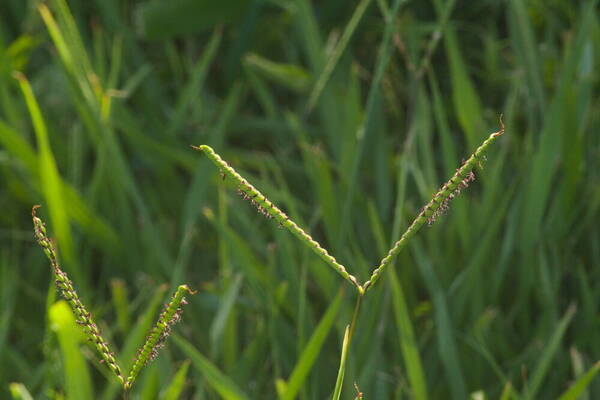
[348,293,363,345]
[332,293,363,400]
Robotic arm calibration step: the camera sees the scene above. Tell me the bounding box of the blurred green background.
[1,0,599,398]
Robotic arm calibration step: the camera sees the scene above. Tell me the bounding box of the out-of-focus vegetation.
[1,0,599,399]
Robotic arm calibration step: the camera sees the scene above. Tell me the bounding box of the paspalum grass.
[34,121,502,398]
[194,119,504,295]
[194,119,504,398]
[32,206,195,394]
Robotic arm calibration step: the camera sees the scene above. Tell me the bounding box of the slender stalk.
[332,293,363,400]
[348,293,363,344]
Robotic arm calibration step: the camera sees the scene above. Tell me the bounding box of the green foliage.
[2,0,600,399]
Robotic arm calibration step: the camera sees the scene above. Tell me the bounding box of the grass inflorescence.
[33,206,125,386]
[195,122,504,397]
[126,284,195,390]
[33,206,195,393]
[195,120,504,295]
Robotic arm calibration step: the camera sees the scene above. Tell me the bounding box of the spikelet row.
[195,145,363,293]
[362,123,504,292]
[125,284,195,389]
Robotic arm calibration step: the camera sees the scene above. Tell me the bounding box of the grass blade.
[210,273,243,357]
[8,383,34,400]
[281,289,344,400]
[413,240,467,400]
[558,361,600,400]
[161,360,191,400]
[173,335,250,400]
[48,301,94,399]
[305,0,374,113]
[337,0,407,248]
[15,73,73,264]
[443,27,484,148]
[389,268,428,400]
[526,305,577,399]
[244,53,311,93]
[508,0,546,116]
[331,325,350,400]
[167,28,222,136]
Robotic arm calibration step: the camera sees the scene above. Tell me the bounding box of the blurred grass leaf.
[244,53,311,93]
[161,360,191,400]
[526,305,577,399]
[136,0,252,39]
[558,361,600,400]
[8,383,34,400]
[173,335,250,400]
[389,268,428,400]
[280,289,344,400]
[49,301,94,400]
[15,73,73,264]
